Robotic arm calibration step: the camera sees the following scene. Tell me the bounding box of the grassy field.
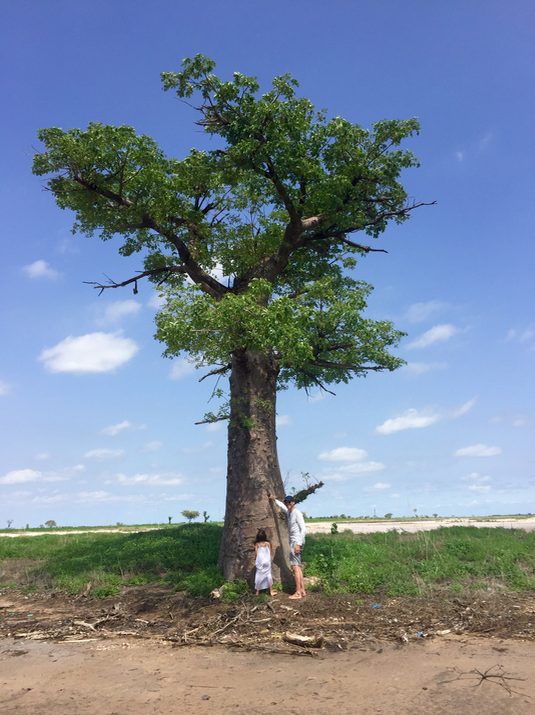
[1,524,535,599]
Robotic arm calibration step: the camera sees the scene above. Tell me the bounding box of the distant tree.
[384,513,393,519]
[32,55,431,582]
[45,520,57,528]
[203,511,210,523]
[7,520,14,529]
[168,516,173,524]
[181,510,200,523]
[433,513,438,518]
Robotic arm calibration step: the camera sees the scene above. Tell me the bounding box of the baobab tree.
[32,55,432,582]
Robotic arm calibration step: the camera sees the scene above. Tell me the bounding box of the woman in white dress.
[254,529,275,596]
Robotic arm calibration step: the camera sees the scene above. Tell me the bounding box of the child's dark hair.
[255,529,268,543]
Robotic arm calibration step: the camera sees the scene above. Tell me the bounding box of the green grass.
[1,524,535,598]
[304,526,535,595]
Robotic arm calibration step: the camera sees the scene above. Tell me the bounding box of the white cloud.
[35,452,51,461]
[0,469,43,484]
[376,398,476,435]
[206,421,225,433]
[333,432,347,439]
[319,447,369,462]
[454,444,502,457]
[169,358,197,380]
[469,485,491,493]
[513,418,527,428]
[148,291,167,309]
[84,448,125,459]
[478,132,493,152]
[276,415,292,426]
[0,379,10,395]
[142,441,163,453]
[39,332,139,374]
[96,300,141,325]
[163,493,197,501]
[364,482,391,492]
[376,408,440,434]
[117,472,184,486]
[336,462,385,475]
[461,472,492,483]
[319,446,384,480]
[23,259,61,279]
[405,301,446,323]
[453,398,477,417]
[406,324,459,349]
[100,420,146,436]
[32,494,68,504]
[505,328,533,344]
[401,362,448,375]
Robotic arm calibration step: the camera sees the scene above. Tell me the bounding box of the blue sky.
[1,0,534,527]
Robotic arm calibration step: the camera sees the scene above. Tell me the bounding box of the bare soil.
[1,584,535,714]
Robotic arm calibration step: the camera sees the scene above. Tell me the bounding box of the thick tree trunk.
[218,349,292,585]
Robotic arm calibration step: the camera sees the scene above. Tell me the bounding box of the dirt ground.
[1,583,535,714]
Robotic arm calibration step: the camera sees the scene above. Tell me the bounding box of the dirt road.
[1,634,534,715]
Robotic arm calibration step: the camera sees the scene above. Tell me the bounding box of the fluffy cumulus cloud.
[116,472,184,486]
[0,469,43,484]
[0,468,70,484]
[39,332,139,374]
[318,447,384,481]
[23,259,61,279]
[454,444,502,457]
[319,447,369,462]
[84,448,125,459]
[376,398,476,435]
[406,324,459,349]
[96,300,142,325]
[405,301,446,323]
[100,420,146,436]
[169,358,197,380]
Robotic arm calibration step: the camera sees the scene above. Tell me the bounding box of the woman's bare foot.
[288,593,302,599]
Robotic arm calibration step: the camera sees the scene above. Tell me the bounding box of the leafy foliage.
[31,55,429,402]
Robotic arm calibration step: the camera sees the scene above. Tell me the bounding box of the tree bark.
[219,349,293,585]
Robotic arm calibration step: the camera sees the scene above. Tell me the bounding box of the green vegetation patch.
[304,526,535,595]
[1,524,535,598]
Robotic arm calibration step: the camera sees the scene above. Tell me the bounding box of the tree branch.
[194,415,230,425]
[198,364,232,383]
[83,266,188,295]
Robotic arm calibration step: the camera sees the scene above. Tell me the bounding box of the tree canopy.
[33,55,430,401]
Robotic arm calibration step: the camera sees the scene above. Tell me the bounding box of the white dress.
[255,544,273,591]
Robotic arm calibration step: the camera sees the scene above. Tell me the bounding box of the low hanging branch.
[84,265,188,295]
[293,481,324,504]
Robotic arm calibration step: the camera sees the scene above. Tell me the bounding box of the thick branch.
[293,481,324,505]
[72,173,228,300]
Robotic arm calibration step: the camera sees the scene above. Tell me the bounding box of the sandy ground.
[1,634,534,715]
[309,516,535,535]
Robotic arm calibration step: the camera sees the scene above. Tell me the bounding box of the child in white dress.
[254,529,275,596]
